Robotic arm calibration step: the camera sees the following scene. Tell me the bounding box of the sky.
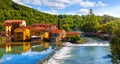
[12,0,120,17]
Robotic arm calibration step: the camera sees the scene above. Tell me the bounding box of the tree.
[101,21,117,34]
[80,9,100,32]
[89,9,94,15]
[110,22,120,63]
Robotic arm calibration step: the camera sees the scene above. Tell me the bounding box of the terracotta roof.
[67,32,80,36]
[31,27,45,31]
[14,28,27,32]
[3,20,25,26]
[50,29,65,33]
[32,23,57,27]
[20,26,32,29]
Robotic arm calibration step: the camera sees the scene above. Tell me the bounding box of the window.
[35,32,38,34]
[17,32,21,35]
[17,36,21,39]
[38,32,40,34]
[55,33,59,36]
[52,33,59,37]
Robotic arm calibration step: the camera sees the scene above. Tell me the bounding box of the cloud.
[13,0,41,5]
[43,1,67,9]
[79,1,96,7]
[94,5,120,17]
[42,0,80,9]
[12,0,24,5]
[12,0,108,10]
[12,0,108,16]
[77,9,89,15]
[96,1,107,6]
[43,10,58,14]
[12,0,32,8]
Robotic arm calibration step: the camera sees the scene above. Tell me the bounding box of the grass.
[76,39,84,44]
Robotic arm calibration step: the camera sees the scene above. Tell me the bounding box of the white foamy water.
[64,43,110,46]
[62,42,110,46]
[43,37,111,64]
[43,47,73,64]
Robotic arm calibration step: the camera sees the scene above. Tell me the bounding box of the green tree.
[110,22,120,63]
[101,21,117,34]
[80,9,100,32]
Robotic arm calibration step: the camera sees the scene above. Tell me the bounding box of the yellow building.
[44,32,49,38]
[14,27,30,41]
[31,27,49,40]
[3,20,26,36]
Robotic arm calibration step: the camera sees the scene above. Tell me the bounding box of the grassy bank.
[84,32,111,40]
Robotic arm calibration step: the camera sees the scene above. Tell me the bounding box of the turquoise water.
[44,37,112,64]
[0,47,53,64]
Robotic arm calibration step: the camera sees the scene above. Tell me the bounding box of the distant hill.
[0,0,58,25]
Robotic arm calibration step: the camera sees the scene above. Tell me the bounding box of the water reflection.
[0,42,31,53]
[0,41,51,59]
[0,47,53,64]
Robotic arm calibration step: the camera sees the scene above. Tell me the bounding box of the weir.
[43,37,112,64]
[63,43,110,47]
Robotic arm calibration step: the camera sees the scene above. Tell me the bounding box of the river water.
[0,46,53,64]
[0,37,112,64]
[43,37,112,64]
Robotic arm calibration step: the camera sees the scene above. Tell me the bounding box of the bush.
[110,38,120,63]
[66,36,81,41]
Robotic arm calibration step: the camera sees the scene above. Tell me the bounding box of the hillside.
[0,0,58,25]
[0,0,120,34]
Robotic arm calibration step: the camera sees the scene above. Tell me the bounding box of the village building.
[66,32,80,41]
[49,29,66,42]
[30,27,49,41]
[3,20,26,36]
[66,32,80,37]
[32,23,57,31]
[20,26,32,29]
[14,27,30,41]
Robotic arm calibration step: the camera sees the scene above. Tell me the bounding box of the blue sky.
[12,0,120,17]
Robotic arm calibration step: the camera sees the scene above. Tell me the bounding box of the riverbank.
[84,32,112,40]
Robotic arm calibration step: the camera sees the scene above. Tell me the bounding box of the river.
[0,37,112,64]
[0,43,54,64]
[43,37,112,64]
